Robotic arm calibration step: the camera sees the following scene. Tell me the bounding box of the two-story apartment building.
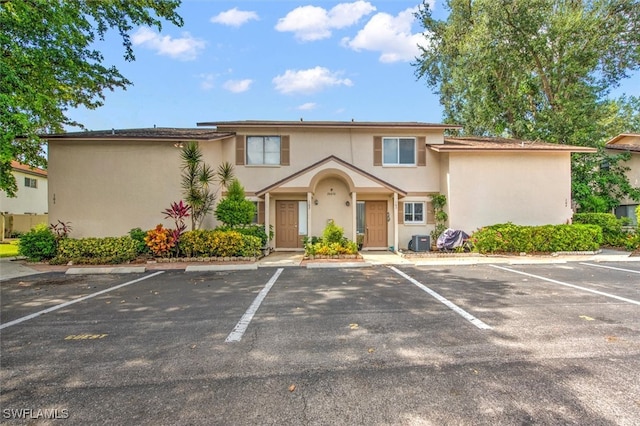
[606,133,640,226]
[45,121,595,250]
[0,161,48,239]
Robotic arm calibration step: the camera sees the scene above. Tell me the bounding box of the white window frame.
[247,135,281,165]
[24,177,37,189]
[382,137,416,166]
[404,202,425,224]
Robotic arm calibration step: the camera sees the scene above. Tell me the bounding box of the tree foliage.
[0,0,182,196]
[414,0,640,211]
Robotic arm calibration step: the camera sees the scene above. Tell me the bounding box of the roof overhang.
[605,133,640,153]
[41,128,235,142]
[198,120,462,131]
[430,137,597,153]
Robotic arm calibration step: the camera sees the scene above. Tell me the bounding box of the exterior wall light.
[345,201,350,206]
[314,199,319,205]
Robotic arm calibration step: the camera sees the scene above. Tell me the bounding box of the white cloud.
[276,1,375,41]
[199,74,216,90]
[222,79,253,93]
[132,27,205,61]
[273,67,353,95]
[341,7,428,63]
[297,102,317,111]
[210,8,259,27]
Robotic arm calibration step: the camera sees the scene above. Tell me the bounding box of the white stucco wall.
[0,170,48,214]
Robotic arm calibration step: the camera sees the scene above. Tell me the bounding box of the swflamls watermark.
[2,408,69,420]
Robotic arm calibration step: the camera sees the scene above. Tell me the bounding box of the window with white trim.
[383,137,415,165]
[247,136,280,165]
[404,202,424,223]
[24,177,37,188]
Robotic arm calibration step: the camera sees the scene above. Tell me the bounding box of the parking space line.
[490,265,640,306]
[225,268,284,343]
[579,262,640,274]
[0,271,165,330]
[389,266,492,330]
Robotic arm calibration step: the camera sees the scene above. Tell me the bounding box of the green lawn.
[0,240,20,258]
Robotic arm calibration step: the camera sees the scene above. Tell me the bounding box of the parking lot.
[1,261,639,425]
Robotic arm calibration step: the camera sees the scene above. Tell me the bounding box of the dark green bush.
[214,179,256,227]
[128,227,150,255]
[572,213,625,246]
[18,224,57,261]
[470,223,602,254]
[53,236,138,264]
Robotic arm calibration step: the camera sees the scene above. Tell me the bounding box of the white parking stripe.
[490,265,640,306]
[0,271,165,330]
[226,268,284,342]
[389,266,492,330]
[579,263,640,274]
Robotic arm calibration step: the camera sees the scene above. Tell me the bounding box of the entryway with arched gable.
[256,156,406,251]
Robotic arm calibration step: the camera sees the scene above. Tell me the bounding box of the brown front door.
[276,201,299,248]
[365,201,387,248]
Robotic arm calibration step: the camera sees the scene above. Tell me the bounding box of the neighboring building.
[0,161,48,239]
[605,133,640,226]
[44,121,595,250]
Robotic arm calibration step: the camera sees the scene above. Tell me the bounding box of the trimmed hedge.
[572,213,625,247]
[52,236,139,264]
[179,229,262,258]
[470,223,602,254]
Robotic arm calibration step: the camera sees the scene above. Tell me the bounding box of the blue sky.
[67,0,638,131]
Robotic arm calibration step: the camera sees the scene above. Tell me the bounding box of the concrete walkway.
[1,249,637,280]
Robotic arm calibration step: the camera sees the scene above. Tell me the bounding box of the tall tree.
[0,0,182,196]
[414,0,640,211]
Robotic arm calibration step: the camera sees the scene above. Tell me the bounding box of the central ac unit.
[409,235,430,252]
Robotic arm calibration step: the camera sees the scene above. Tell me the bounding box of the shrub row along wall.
[470,223,602,254]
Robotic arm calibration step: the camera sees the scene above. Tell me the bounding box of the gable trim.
[255,155,407,197]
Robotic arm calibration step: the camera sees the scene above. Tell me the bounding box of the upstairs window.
[247,136,281,165]
[24,177,37,188]
[383,137,415,165]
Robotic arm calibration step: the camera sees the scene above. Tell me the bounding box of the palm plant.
[180,141,234,230]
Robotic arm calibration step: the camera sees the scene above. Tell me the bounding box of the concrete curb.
[66,266,146,275]
[306,262,372,269]
[185,264,258,272]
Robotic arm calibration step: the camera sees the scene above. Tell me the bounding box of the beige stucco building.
[606,133,640,226]
[45,121,595,250]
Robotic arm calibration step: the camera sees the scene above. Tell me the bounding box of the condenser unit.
[409,235,430,252]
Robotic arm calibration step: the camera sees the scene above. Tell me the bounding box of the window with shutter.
[281,135,290,166]
[417,136,426,166]
[236,135,246,165]
[373,136,382,166]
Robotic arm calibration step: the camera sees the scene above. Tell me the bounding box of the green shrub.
[18,224,57,261]
[470,223,602,254]
[129,228,150,255]
[217,224,269,247]
[304,221,358,256]
[322,220,344,244]
[573,213,625,246]
[215,179,256,227]
[179,229,261,258]
[53,236,138,264]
